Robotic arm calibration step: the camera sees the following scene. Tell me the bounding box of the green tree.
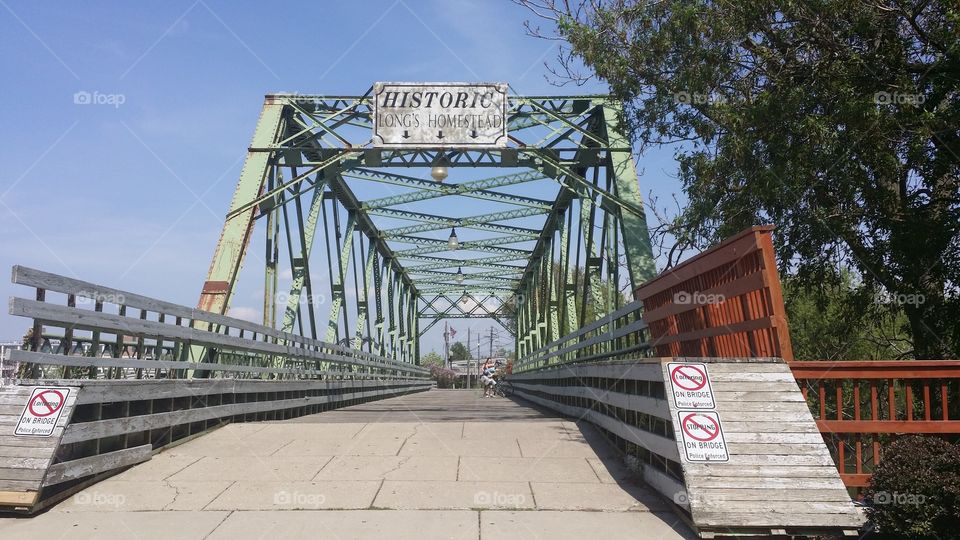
[420,350,444,368]
[784,270,912,360]
[518,1,960,359]
[449,341,472,361]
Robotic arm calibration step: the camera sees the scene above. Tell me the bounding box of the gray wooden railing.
[8,266,428,381]
[515,298,651,373]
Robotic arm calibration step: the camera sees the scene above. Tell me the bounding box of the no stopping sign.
[677,410,728,462]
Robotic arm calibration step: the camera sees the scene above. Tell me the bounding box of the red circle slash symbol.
[671,365,707,391]
[28,390,64,417]
[681,412,720,442]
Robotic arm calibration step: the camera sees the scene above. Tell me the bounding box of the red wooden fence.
[634,225,794,361]
[791,360,960,487]
[635,225,960,488]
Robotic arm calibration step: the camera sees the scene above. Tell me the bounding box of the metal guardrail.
[8,266,429,381]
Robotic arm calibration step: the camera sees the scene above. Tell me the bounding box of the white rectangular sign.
[372,82,508,148]
[677,410,729,462]
[15,387,70,437]
[667,362,716,409]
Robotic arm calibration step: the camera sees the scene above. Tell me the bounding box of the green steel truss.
[198,90,656,366]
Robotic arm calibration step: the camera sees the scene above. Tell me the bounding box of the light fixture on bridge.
[456,266,464,283]
[431,156,449,182]
[448,227,459,250]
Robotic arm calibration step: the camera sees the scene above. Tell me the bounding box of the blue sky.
[0,0,685,354]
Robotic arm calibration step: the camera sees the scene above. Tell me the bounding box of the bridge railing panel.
[8,265,428,381]
[514,299,651,373]
[633,225,794,362]
[790,360,960,487]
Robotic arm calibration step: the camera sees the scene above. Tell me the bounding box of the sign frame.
[14,386,71,437]
[667,361,716,409]
[371,81,509,148]
[676,410,729,462]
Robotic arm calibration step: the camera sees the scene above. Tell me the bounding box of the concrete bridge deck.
[0,389,694,539]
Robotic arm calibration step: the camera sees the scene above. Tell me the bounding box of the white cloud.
[227,306,260,323]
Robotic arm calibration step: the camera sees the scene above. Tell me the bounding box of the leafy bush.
[866,435,960,539]
[429,365,457,389]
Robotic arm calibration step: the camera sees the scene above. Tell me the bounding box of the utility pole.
[490,326,494,358]
[466,327,471,389]
[443,321,450,368]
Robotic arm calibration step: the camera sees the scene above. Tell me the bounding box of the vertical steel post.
[198,97,286,317]
[601,102,657,285]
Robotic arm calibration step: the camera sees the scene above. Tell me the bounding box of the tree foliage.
[420,350,444,368]
[784,269,912,360]
[517,0,960,359]
[449,341,472,361]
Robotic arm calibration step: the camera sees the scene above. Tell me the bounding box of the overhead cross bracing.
[197,88,656,364]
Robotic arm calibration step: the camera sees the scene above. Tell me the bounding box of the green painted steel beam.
[280,174,327,336]
[404,254,527,271]
[198,98,286,317]
[393,240,532,258]
[357,170,552,210]
[408,269,523,280]
[601,103,657,285]
[389,233,533,248]
[382,209,541,238]
[344,168,544,193]
[325,213,357,342]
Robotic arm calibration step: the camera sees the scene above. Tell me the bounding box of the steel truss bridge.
[0,89,869,538]
[194,91,655,363]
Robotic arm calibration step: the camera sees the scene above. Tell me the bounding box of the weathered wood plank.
[689,476,846,489]
[702,362,790,373]
[726,443,833,456]
[708,410,813,422]
[721,421,821,434]
[695,511,863,528]
[707,372,797,383]
[0,435,61,449]
[0,467,45,481]
[690,487,852,502]
[694,501,858,515]
[683,464,843,479]
[718,453,835,466]
[0,480,42,491]
[61,385,427,443]
[723,431,826,444]
[43,444,152,486]
[0,490,38,506]
[0,457,50,470]
[712,391,806,403]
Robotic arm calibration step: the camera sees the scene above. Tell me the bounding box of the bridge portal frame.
[196,89,657,365]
